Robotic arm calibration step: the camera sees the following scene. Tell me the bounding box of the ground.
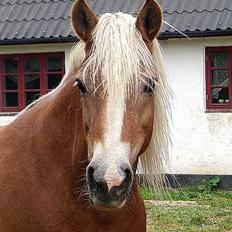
[140,177,232,232]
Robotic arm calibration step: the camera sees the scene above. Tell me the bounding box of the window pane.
[47,74,62,89]
[211,70,228,86]
[3,57,18,73]
[211,87,229,104]
[47,56,62,72]
[25,75,40,89]
[211,51,228,67]
[25,57,40,72]
[25,92,40,105]
[3,92,18,107]
[3,75,18,90]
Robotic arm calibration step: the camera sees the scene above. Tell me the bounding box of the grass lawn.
[140,177,232,232]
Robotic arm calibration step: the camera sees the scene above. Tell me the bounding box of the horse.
[0,0,172,231]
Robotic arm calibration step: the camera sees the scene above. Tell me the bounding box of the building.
[0,0,231,188]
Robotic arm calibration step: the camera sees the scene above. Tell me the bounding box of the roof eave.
[1,30,232,45]
[159,29,232,39]
[0,36,77,46]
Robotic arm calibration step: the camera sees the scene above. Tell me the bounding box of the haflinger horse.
[0,0,172,231]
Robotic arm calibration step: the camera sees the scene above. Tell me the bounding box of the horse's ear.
[135,0,162,43]
[71,0,98,42]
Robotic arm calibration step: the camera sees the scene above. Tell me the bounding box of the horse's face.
[71,0,162,211]
[76,75,155,210]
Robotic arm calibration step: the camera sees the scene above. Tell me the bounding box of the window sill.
[205,109,232,113]
[0,112,18,116]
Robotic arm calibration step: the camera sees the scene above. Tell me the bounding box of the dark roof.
[161,0,232,38]
[0,0,232,45]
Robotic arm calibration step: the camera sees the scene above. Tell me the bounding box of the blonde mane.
[18,12,173,191]
[69,12,173,190]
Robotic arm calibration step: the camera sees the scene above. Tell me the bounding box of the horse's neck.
[12,77,88,174]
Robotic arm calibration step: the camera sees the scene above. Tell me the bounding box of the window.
[0,53,65,112]
[206,47,231,110]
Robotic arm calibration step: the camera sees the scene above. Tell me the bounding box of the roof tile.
[0,0,231,43]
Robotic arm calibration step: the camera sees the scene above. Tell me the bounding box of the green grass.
[140,177,232,232]
[146,204,232,232]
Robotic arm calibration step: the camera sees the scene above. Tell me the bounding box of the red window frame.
[206,47,232,110]
[0,52,65,112]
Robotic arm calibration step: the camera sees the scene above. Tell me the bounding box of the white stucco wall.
[160,37,232,175]
[0,38,232,175]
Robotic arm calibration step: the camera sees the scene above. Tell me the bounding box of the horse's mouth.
[91,198,126,211]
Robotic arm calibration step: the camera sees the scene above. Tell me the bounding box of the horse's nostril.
[87,163,133,196]
[88,166,95,175]
[110,167,133,196]
[115,187,126,196]
[86,166,96,187]
[87,165,107,193]
[121,167,133,184]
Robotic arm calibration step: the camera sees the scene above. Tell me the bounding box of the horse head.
[70,0,168,211]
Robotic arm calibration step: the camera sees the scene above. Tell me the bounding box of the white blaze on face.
[93,91,130,191]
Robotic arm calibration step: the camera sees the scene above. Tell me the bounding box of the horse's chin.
[91,198,126,212]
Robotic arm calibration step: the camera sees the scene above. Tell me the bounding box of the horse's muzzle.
[86,165,133,210]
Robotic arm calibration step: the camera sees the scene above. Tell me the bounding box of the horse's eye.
[144,79,155,93]
[75,78,88,94]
